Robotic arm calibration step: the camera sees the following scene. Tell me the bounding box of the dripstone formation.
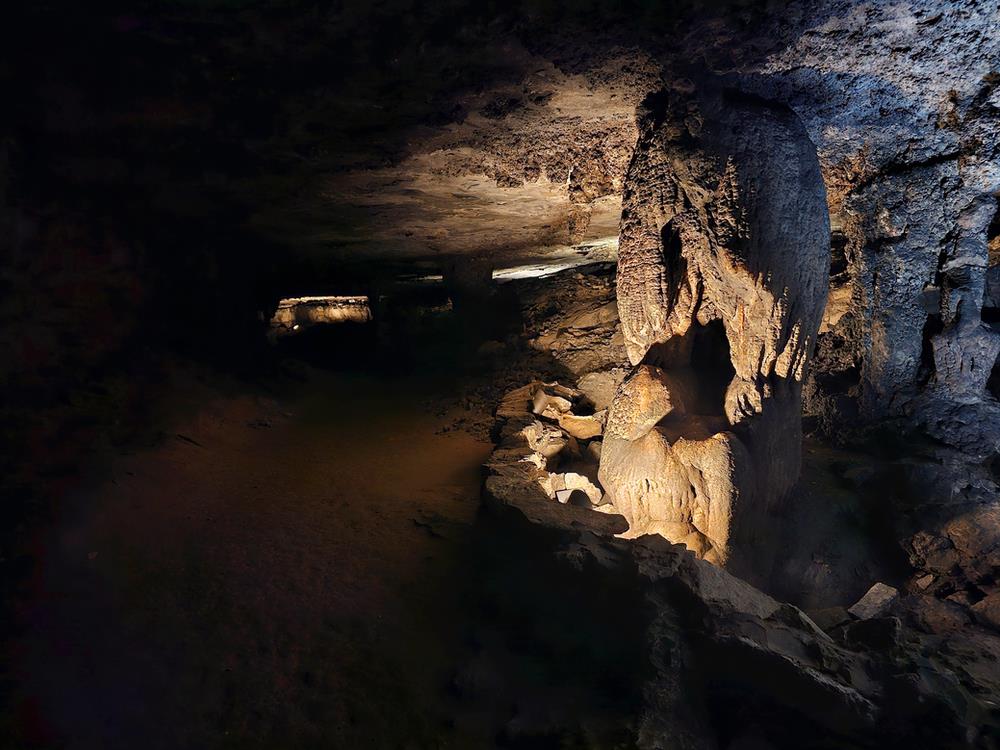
[484,389,1000,749]
[599,88,829,564]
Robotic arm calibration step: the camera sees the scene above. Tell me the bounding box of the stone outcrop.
[847,582,900,620]
[482,426,1000,749]
[598,365,748,565]
[722,1,1000,449]
[268,295,372,336]
[512,262,629,376]
[600,87,829,563]
[698,12,1000,604]
[489,380,612,515]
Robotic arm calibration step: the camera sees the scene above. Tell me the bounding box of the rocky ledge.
[483,376,1000,748]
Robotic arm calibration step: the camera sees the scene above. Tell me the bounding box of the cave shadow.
[767,437,916,610]
[433,505,653,747]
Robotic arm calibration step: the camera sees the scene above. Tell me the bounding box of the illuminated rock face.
[599,88,829,565]
[599,365,750,565]
[269,296,372,335]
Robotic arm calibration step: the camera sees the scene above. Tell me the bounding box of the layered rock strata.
[269,295,373,336]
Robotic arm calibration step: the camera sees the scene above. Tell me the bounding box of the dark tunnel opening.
[660,219,686,313]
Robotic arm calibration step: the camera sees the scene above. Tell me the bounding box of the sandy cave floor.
[4,364,500,748]
[0,316,913,749]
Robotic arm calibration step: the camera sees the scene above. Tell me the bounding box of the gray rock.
[848,583,900,620]
[586,440,603,463]
[807,606,852,632]
[556,411,604,440]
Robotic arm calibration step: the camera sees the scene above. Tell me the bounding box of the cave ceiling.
[228,0,998,281]
[241,16,664,274]
[13,1,998,283]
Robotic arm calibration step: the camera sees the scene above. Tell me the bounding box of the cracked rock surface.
[483,404,1000,748]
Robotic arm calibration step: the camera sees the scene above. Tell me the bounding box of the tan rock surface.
[600,89,829,565]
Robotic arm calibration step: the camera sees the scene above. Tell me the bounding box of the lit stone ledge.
[269,295,373,335]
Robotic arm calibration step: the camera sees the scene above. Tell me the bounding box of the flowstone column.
[599,86,829,566]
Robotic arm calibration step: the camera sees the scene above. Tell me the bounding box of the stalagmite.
[599,86,830,566]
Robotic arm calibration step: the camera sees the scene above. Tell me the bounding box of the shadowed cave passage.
[2,286,649,749]
[5,2,1000,747]
[688,319,736,417]
[638,221,735,423]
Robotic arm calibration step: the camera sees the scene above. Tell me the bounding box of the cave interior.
[2,1,1000,749]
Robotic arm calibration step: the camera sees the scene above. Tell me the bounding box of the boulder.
[531,389,572,416]
[576,369,629,411]
[561,472,602,506]
[542,472,603,507]
[496,382,546,419]
[898,595,970,635]
[848,583,900,620]
[599,365,751,565]
[971,593,1000,633]
[557,411,605,440]
[521,420,568,460]
[807,606,851,632]
[489,381,617,524]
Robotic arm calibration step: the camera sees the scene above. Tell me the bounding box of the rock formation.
[269,295,373,336]
[718,0,1000,615]
[513,262,628,376]
[483,424,1000,749]
[599,87,830,564]
[490,378,612,514]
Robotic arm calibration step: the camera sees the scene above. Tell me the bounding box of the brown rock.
[971,593,1000,633]
[576,369,628,411]
[599,364,751,565]
[602,87,829,566]
[899,595,970,635]
[521,420,568,460]
[531,389,572,416]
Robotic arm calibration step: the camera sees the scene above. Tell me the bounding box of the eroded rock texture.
[725,2,1000,453]
[600,88,829,563]
[512,262,628,375]
[268,295,372,336]
[707,0,1000,615]
[483,443,1000,749]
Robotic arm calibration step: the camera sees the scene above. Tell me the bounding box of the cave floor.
[1,319,916,749]
[4,364,502,749]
